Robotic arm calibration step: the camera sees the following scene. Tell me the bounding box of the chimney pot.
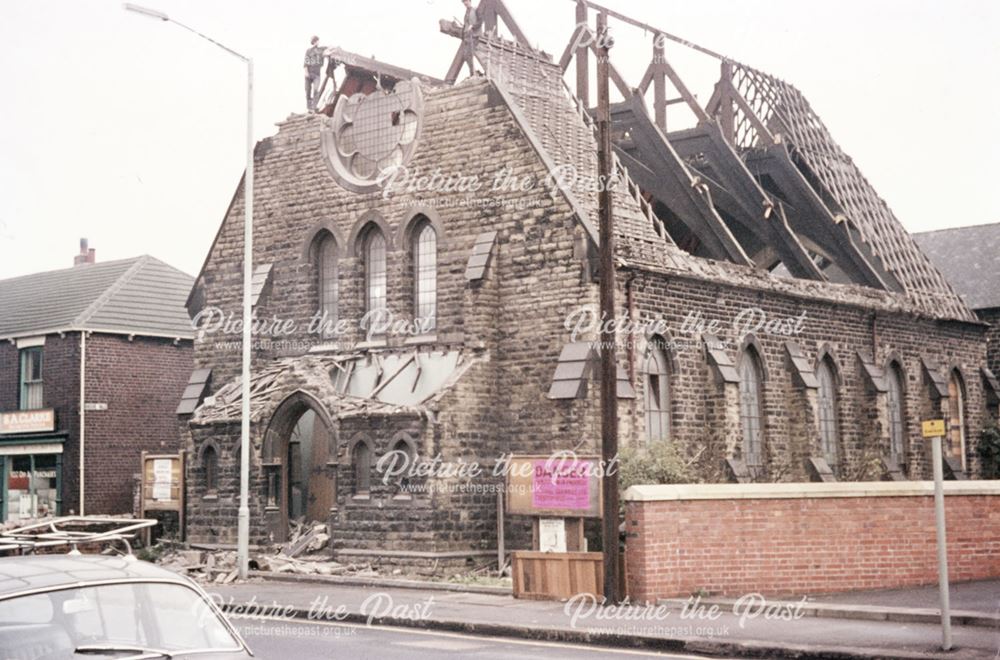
[74,238,96,266]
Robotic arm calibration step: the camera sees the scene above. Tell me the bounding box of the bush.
[978,423,1000,479]
[618,441,695,495]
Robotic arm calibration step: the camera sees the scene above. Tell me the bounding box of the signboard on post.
[922,419,945,438]
[139,452,185,541]
[505,454,603,518]
[0,409,55,435]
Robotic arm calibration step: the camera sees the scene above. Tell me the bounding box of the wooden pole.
[596,10,621,605]
[653,35,667,131]
[575,0,590,108]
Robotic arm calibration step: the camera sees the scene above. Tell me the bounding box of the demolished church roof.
[435,0,974,322]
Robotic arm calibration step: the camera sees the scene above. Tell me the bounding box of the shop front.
[0,409,64,523]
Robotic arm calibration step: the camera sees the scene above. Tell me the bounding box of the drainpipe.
[79,331,87,516]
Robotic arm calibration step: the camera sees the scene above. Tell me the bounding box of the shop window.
[412,219,437,333]
[816,358,840,474]
[739,348,765,471]
[4,454,59,523]
[19,348,43,410]
[644,343,671,443]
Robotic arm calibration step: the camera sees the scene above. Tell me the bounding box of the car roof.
[0,554,187,598]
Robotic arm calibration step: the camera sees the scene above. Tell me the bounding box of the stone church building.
[179,1,998,564]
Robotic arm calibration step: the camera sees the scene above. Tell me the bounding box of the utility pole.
[596,9,620,605]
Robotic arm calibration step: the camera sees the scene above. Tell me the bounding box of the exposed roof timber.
[442,0,539,84]
[491,0,534,48]
[326,47,445,86]
[744,145,896,291]
[558,24,587,71]
[668,124,824,281]
[611,96,752,266]
[570,0,729,61]
[636,57,709,124]
[586,39,631,98]
[721,80,775,146]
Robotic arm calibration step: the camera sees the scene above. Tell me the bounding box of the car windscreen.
[0,581,243,655]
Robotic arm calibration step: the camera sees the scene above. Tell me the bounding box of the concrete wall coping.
[624,480,1000,502]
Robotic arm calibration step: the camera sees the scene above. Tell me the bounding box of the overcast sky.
[0,0,997,279]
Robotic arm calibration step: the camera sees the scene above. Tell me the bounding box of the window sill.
[352,493,371,501]
[309,342,342,354]
[404,334,437,346]
[392,493,413,501]
[202,493,219,502]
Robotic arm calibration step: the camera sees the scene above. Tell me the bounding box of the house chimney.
[74,238,96,266]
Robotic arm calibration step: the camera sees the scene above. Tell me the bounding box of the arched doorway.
[263,393,336,542]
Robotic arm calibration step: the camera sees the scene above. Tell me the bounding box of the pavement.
[207,575,1000,659]
[235,618,722,659]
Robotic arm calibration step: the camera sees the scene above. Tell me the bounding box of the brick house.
[914,223,1000,385]
[0,243,194,522]
[179,3,997,564]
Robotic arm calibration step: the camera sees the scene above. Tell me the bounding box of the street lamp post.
[125,3,253,580]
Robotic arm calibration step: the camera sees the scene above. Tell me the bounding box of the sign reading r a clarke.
[0,409,56,435]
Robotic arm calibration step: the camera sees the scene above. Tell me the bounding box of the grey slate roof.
[912,223,1000,310]
[0,256,195,340]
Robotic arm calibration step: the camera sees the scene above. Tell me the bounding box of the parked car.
[0,554,253,659]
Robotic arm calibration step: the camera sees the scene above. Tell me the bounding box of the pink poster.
[532,460,590,510]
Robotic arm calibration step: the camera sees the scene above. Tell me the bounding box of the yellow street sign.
[922,419,946,438]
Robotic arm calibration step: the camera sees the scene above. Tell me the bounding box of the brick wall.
[83,333,192,514]
[624,482,1000,602]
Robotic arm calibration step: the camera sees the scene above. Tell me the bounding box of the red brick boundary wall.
[624,482,1000,602]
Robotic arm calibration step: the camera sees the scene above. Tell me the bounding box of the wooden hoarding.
[505,454,603,518]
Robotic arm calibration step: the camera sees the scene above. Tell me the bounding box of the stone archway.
[262,391,337,542]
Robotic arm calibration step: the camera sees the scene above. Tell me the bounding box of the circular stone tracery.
[321,80,424,194]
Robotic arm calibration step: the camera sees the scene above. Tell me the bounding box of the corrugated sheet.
[0,256,195,339]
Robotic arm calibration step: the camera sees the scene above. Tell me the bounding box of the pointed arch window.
[947,370,967,470]
[816,358,840,472]
[364,228,387,322]
[887,363,906,465]
[644,343,671,443]
[353,441,372,496]
[203,445,218,492]
[739,349,765,470]
[413,220,437,333]
[315,233,339,333]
